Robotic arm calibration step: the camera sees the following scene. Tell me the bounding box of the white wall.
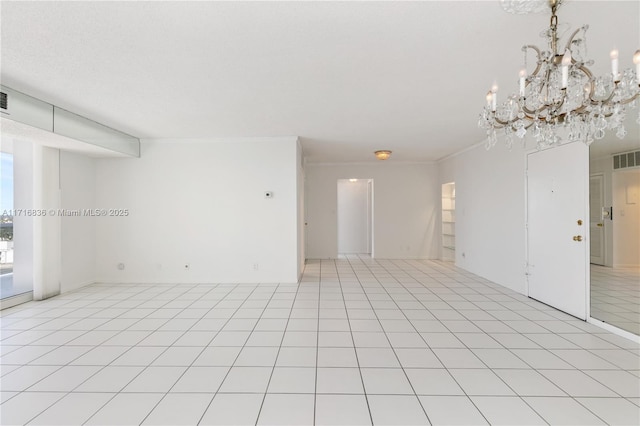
[94,138,299,284]
[305,163,439,259]
[13,141,61,300]
[297,141,305,279]
[38,146,61,300]
[337,179,369,254]
[612,169,640,267]
[438,143,527,294]
[60,151,96,292]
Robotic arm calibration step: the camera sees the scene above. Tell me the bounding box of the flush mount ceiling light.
[479,0,640,150]
[374,150,392,160]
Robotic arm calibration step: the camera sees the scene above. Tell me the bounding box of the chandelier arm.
[616,93,640,106]
[538,69,553,103]
[572,105,590,115]
[587,85,616,106]
[576,65,614,106]
[523,45,544,77]
[515,115,536,129]
[522,104,541,117]
[493,113,538,129]
[589,93,640,119]
[520,111,537,121]
[563,27,583,53]
[523,104,562,122]
[577,65,598,106]
[553,112,566,122]
[492,116,512,127]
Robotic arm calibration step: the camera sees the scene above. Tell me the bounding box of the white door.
[589,174,605,265]
[337,179,369,254]
[527,142,589,319]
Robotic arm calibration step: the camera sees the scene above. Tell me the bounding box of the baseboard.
[61,280,97,294]
[587,317,640,343]
[612,264,640,268]
[1,292,33,310]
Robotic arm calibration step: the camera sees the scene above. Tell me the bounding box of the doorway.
[337,179,373,257]
[441,182,456,261]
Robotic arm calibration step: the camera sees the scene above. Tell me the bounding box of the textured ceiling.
[1,1,638,163]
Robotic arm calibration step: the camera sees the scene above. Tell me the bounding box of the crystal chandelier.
[479,0,640,150]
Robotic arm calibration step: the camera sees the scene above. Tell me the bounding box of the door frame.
[367,179,374,257]
[524,142,591,320]
[589,173,606,266]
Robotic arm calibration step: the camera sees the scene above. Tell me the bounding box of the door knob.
[573,235,583,242]
[597,223,603,227]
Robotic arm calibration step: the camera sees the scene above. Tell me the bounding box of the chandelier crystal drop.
[479,0,640,150]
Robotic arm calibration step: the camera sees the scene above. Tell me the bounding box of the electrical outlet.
[253,263,259,271]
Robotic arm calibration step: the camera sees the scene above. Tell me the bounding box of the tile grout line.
[383,258,615,425]
[82,283,238,426]
[334,257,375,425]
[342,256,435,425]
[249,278,305,426]
[1,283,170,421]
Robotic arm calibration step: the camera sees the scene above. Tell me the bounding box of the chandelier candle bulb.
[561,50,572,88]
[610,49,619,80]
[486,91,492,107]
[519,69,527,96]
[634,50,640,83]
[491,83,498,111]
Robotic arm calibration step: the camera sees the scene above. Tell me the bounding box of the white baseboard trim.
[587,317,640,343]
[61,280,97,294]
[1,292,33,310]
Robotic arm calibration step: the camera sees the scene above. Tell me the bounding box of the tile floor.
[1,257,639,425]
[591,265,640,335]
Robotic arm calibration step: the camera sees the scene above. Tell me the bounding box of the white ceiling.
[1,1,638,163]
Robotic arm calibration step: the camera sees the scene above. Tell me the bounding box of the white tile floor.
[591,265,640,335]
[1,257,639,425]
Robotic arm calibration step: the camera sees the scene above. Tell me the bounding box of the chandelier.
[479,0,640,150]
